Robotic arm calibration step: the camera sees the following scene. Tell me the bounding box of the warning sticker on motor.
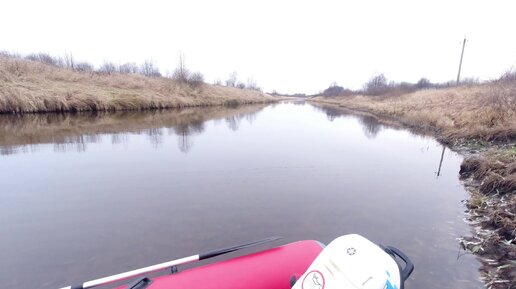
[302,270,325,289]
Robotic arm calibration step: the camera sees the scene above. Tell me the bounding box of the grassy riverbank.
[311,82,515,287]
[0,56,275,113]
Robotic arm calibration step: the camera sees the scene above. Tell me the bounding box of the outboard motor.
[292,234,414,289]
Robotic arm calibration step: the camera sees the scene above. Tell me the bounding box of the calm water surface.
[0,102,481,289]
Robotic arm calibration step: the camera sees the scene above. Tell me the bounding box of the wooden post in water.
[456,37,467,85]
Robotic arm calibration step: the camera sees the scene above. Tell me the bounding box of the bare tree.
[139,60,161,77]
[0,51,20,58]
[189,72,204,87]
[25,53,58,65]
[416,78,432,89]
[322,82,353,97]
[246,77,261,91]
[119,62,139,74]
[172,53,189,82]
[74,62,94,72]
[98,61,117,74]
[171,54,204,88]
[63,52,75,70]
[364,73,388,95]
[225,71,237,87]
[496,68,516,84]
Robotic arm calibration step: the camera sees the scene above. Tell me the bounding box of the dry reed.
[312,84,516,143]
[0,56,275,113]
[312,83,516,288]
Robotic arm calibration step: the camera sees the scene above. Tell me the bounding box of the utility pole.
[456,37,466,85]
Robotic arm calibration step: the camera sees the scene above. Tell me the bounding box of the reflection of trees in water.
[111,133,128,145]
[0,104,268,155]
[1,145,39,155]
[225,116,241,131]
[292,100,306,106]
[176,132,193,153]
[1,146,17,155]
[319,106,342,122]
[245,111,258,124]
[53,135,102,153]
[225,111,257,131]
[315,105,382,139]
[173,119,205,153]
[358,115,381,139]
[146,128,164,148]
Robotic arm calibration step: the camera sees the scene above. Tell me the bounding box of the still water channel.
[0,102,481,289]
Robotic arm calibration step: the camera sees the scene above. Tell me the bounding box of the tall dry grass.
[312,76,516,288]
[0,56,275,113]
[312,83,516,142]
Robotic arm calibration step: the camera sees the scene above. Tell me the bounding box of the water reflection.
[436,146,446,178]
[313,104,383,139]
[0,102,481,289]
[111,133,128,145]
[0,104,268,155]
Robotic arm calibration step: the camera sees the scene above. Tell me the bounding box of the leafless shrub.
[363,73,389,96]
[459,77,480,85]
[98,61,117,74]
[386,82,419,97]
[236,82,246,89]
[74,62,94,72]
[360,74,424,97]
[25,53,58,66]
[213,79,222,86]
[416,78,432,89]
[172,54,189,82]
[246,78,262,92]
[225,71,237,87]
[495,68,516,85]
[139,60,161,77]
[119,62,139,74]
[188,72,204,88]
[171,54,203,88]
[63,52,75,70]
[322,82,354,97]
[0,51,21,59]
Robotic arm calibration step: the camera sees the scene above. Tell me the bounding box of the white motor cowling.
[292,234,414,289]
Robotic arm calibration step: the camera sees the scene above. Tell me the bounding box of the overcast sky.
[1,0,515,94]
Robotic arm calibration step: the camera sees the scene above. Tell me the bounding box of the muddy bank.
[310,101,515,288]
[458,149,516,289]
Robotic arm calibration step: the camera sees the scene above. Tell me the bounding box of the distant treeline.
[272,69,516,98]
[0,51,263,91]
[0,51,165,76]
[317,70,516,98]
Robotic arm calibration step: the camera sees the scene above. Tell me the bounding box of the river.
[0,102,482,289]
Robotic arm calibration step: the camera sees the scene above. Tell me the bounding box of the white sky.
[1,0,515,94]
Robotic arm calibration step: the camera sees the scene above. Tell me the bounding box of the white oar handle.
[60,255,198,289]
[58,236,281,289]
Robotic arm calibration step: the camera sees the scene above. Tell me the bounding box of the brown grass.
[0,56,276,113]
[312,84,516,288]
[311,83,516,142]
